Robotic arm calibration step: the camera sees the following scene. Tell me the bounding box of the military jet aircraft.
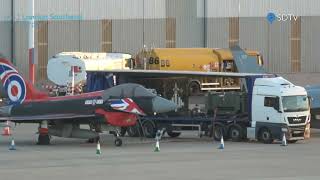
[0,58,177,146]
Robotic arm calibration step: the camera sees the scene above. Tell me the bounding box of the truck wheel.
[167,131,181,138]
[258,128,273,144]
[228,124,243,142]
[213,124,225,141]
[127,125,140,137]
[142,120,157,138]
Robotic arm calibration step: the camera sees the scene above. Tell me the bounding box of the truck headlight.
[281,128,288,132]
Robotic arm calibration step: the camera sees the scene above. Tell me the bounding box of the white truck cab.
[249,76,310,143]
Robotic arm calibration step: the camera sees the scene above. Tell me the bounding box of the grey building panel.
[166,0,204,47]
[239,17,269,71]
[46,0,80,17]
[241,17,290,73]
[0,0,12,21]
[79,20,101,52]
[206,17,229,48]
[301,16,320,73]
[0,22,12,60]
[143,19,166,48]
[175,17,205,48]
[35,0,49,16]
[166,0,199,18]
[206,0,239,18]
[48,21,80,58]
[279,73,320,86]
[207,0,320,17]
[112,19,143,55]
[14,22,29,78]
[14,0,28,20]
[0,0,12,60]
[268,20,290,73]
[80,0,148,20]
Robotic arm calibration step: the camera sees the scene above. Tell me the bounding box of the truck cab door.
[263,96,282,123]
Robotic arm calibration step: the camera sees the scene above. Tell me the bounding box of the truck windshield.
[282,95,309,112]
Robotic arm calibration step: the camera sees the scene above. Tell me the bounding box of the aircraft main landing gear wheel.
[37,134,50,145]
[114,138,122,147]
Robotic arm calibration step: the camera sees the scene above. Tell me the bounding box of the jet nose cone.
[152,96,177,114]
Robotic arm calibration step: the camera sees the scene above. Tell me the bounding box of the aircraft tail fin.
[0,58,48,104]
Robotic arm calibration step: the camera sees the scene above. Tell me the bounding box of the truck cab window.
[264,97,280,111]
[264,97,276,107]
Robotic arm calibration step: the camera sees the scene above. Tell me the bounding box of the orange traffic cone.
[2,121,11,136]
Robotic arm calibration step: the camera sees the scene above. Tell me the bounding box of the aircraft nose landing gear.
[109,130,123,147]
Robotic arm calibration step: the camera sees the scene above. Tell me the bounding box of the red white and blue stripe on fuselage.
[109,98,145,116]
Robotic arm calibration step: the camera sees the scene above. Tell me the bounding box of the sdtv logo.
[266,12,298,24]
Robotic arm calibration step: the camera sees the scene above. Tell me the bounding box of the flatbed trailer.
[126,111,249,140]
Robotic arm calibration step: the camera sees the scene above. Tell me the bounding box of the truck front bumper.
[286,124,308,140]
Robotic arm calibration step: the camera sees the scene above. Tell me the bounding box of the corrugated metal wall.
[167,0,205,47]
[301,16,320,73]
[0,0,12,60]
[5,0,320,84]
[206,18,229,48]
[14,22,29,78]
[239,18,269,68]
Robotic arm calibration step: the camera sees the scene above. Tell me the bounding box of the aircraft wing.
[0,113,96,122]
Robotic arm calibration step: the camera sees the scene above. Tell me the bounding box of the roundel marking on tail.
[0,62,26,104]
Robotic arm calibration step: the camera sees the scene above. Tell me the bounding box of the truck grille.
[287,116,306,124]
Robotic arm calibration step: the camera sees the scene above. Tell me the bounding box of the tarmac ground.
[0,124,320,180]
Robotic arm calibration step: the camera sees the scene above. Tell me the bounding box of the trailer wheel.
[258,128,273,144]
[142,120,157,138]
[167,131,181,138]
[228,124,243,142]
[213,124,226,141]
